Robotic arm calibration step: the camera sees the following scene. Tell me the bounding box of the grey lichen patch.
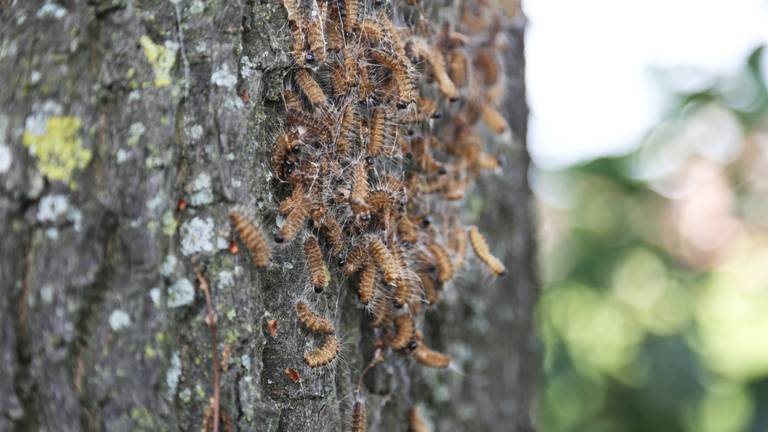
[0,143,10,174]
[108,309,132,331]
[188,124,203,141]
[188,172,214,206]
[216,270,234,290]
[127,122,146,147]
[161,255,177,277]
[211,64,237,89]
[37,194,70,222]
[149,287,162,307]
[167,278,195,308]
[36,1,68,19]
[165,352,182,398]
[40,284,55,304]
[180,216,216,255]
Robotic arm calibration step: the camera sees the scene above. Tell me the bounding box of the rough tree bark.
[0,1,534,431]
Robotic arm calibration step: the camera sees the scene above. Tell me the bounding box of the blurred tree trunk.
[0,1,535,431]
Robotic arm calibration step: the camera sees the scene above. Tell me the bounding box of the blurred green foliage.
[536,46,768,432]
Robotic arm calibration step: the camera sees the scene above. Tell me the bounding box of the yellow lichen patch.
[139,35,176,88]
[23,116,91,188]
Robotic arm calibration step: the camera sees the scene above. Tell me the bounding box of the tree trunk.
[0,1,535,431]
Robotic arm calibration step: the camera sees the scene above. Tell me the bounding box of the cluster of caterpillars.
[230,0,511,428]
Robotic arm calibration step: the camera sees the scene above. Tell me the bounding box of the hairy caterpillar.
[229,211,271,268]
[304,236,329,292]
[427,243,453,283]
[397,216,418,246]
[408,407,428,432]
[418,271,439,304]
[304,334,339,368]
[413,342,451,369]
[473,50,499,86]
[296,300,335,333]
[324,3,344,51]
[305,15,327,63]
[342,242,368,275]
[278,183,306,215]
[351,400,367,432]
[343,0,360,32]
[370,50,416,108]
[322,217,345,257]
[337,102,360,155]
[275,205,308,243]
[468,225,507,276]
[369,237,400,285]
[289,20,306,66]
[295,68,327,107]
[369,294,391,327]
[448,49,468,88]
[368,106,393,157]
[389,314,415,350]
[481,104,509,134]
[357,262,376,305]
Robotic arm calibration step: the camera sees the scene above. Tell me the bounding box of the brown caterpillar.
[330,64,349,98]
[397,216,418,246]
[428,243,453,283]
[271,131,301,178]
[369,237,400,285]
[357,262,376,305]
[448,49,468,88]
[349,163,369,215]
[283,89,303,111]
[393,277,411,308]
[337,103,360,155]
[473,49,499,86]
[343,0,360,32]
[429,49,459,101]
[304,334,339,368]
[418,271,439,305]
[481,104,508,134]
[324,3,344,51]
[342,242,368,275]
[368,106,394,157]
[295,68,327,107]
[408,407,428,432]
[389,314,414,350]
[370,51,416,108]
[359,19,385,43]
[281,0,302,22]
[278,183,306,215]
[275,205,308,243]
[369,294,391,327]
[322,217,345,257]
[229,211,272,268]
[358,62,374,102]
[305,15,326,63]
[450,224,468,270]
[304,236,328,292]
[295,300,335,334]
[287,109,333,142]
[351,400,367,432]
[413,342,451,369]
[468,225,507,276]
[289,20,306,66]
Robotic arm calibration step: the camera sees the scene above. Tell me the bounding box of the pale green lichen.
[161,210,177,236]
[139,36,177,88]
[23,116,91,188]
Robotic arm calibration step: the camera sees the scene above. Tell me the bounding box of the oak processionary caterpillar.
[221,0,516,424]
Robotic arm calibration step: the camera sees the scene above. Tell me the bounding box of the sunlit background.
[526,1,768,431]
